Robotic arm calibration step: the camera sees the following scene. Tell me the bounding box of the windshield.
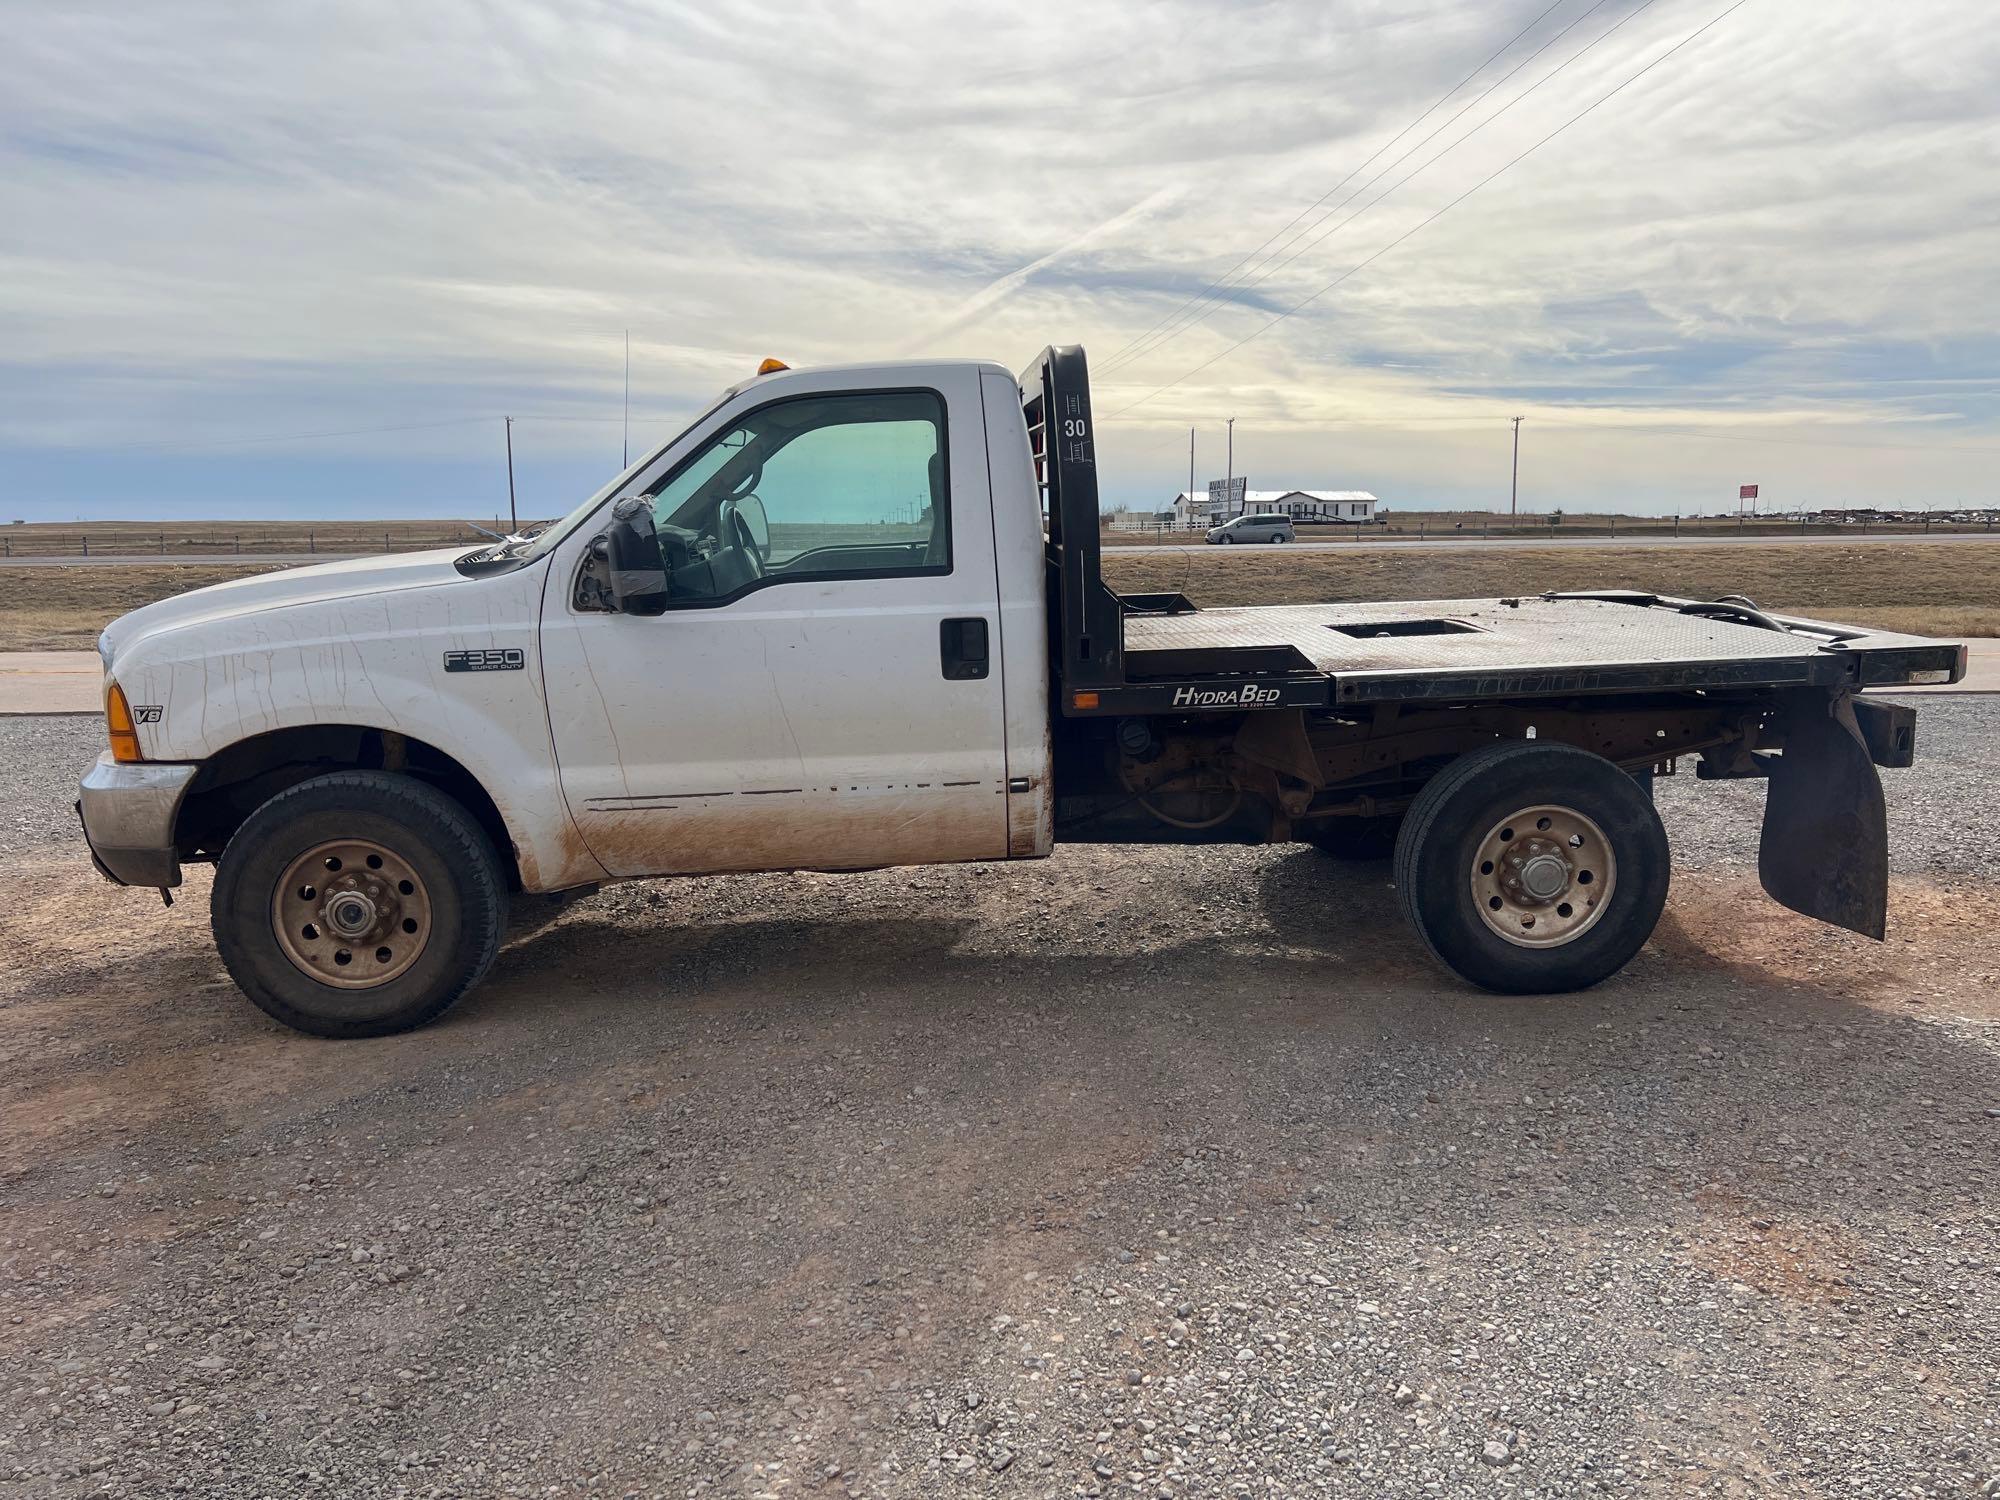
[508,383,739,563]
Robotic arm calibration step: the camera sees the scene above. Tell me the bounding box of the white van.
[1205,512,1296,544]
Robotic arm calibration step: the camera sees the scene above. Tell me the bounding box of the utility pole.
[504,416,518,532]
[1187,426,1195,528]
[623,329,631,469]
[1509,416,1524,517]
[1226,416,1236,516]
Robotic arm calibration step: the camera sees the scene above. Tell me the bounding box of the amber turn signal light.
[105,680,144,763]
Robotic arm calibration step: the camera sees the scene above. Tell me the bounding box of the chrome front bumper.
[77,752,197,888]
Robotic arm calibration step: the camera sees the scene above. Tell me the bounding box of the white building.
[1171,489,1378,527]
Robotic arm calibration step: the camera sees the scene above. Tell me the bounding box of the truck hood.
[99,547,483,667]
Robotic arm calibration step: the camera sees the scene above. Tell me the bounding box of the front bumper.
[77,752,198,888]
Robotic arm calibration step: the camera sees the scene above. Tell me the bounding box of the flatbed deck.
[1120,592,1964,706]
[1018,349,1963,719]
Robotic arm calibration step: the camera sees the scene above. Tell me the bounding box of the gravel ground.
[1652,697,2000,877]
[0,717,105,850]
[2,709,1995,1499]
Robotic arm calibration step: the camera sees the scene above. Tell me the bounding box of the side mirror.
[604,496,669,615]
[735,493,771,560]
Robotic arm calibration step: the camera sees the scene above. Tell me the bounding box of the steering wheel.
[715,496,765,580]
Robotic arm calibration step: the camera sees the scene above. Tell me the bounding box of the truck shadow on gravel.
[445,863,1998,1212]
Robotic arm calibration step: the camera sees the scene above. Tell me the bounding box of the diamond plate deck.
[1118,597,1967,708]
[1125,596,1847,674]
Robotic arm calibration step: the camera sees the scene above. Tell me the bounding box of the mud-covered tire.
[1303,815,1401,861]
[211,771,506,1038]
[1392,741,1669,994]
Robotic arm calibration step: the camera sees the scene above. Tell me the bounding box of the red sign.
[1739,484,1759,500]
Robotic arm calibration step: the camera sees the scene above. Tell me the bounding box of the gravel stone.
[0,713,105,848]
[2,703,1996,1496]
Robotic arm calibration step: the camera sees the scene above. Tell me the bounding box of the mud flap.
[1758,691,1888,940]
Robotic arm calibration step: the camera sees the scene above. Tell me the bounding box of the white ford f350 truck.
[80,347,1964,1037]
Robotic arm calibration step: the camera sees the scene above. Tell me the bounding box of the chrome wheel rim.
[1470,804,1617,949]
[273,839,432,988]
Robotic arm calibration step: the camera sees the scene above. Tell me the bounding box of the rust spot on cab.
[1007,779,1051,858]
[511,808,612,894]
[576,790,1009,878]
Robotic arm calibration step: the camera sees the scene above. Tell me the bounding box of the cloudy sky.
[4,0,1997,521]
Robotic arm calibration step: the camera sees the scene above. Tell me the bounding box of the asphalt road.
[4,712,1996,1499]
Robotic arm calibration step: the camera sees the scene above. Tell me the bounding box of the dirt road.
[2,715,1995,1498]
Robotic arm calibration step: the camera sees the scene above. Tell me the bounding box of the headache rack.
[1020,346,1326,716]
[1019,347,1965,718]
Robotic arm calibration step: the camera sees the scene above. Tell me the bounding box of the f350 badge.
[443,648,525,673]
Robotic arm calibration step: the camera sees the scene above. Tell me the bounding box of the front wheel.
[1393,741,1668,993]
[211,771,507,1037]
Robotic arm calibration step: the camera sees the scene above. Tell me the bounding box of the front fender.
[109,576,605,893]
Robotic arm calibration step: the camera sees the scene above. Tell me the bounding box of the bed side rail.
[1541,591,1966,688]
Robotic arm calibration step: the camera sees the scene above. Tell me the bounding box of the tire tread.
[1393,739,1664,991]
[211,771,506,1038]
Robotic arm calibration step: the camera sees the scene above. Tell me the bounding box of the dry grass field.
[0,518,506,558]
[1102,512,1999,544]
[0,541,1992,651]
[6,512,1992,558]
[1096,541,2000,640]
[0,566,290,650]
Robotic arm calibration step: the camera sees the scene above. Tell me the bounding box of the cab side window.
[647,390,948,603]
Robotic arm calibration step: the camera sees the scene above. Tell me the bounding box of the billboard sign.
[1207,477,1247,510]
[1739,484,1759,501]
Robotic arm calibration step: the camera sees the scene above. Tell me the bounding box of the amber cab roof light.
[105,680,144,764]
[756,357,790,375]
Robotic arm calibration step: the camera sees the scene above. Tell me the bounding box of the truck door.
[538,366,1010,877]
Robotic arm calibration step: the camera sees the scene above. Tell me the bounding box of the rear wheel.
[1393,741,1668,993]
[211,771,506,1037]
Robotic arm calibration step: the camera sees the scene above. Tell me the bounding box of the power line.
[1104,0,1624,374]
[1105,0,1758,421]
[1109,0,1663,379]
[1097,0,1576,371]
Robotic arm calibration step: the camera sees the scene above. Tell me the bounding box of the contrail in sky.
[903,185,1182,351]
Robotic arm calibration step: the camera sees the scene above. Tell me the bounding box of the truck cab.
[79,347,1964,1037]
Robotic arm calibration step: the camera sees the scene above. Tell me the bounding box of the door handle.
[940,617,989,680]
